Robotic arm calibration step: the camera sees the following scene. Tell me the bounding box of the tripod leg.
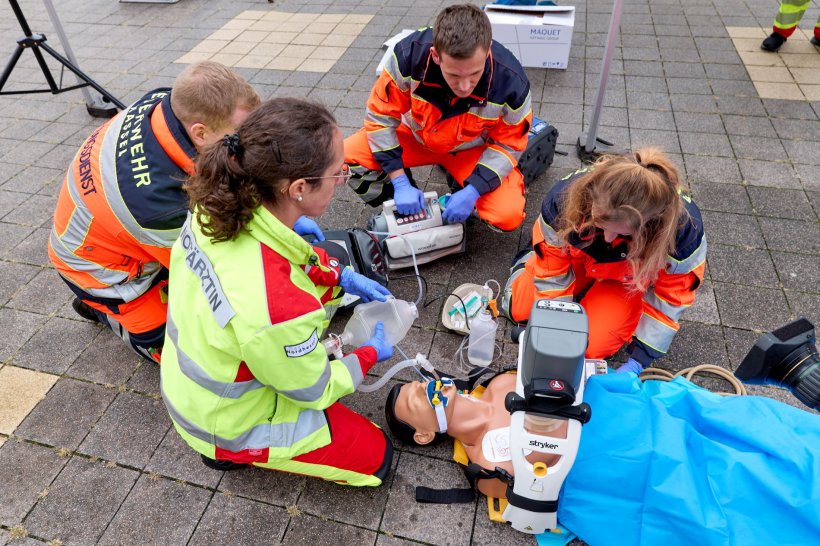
[0,45,26,92]
[39,42,125,110]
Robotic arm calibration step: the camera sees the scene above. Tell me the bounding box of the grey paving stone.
[381,452,474,546]
[376,534,427,545]
[664,321,730,370]
[716,96,766,117]
[0,440,66,526]
[13,317,97,375]
[628,109,676,131]
[0,189,27,220]
[673,112,726,135]
[684,278,721,325]
[0,261,39,306]
[729,134,787,161]
[772,251,820,292]
[794,164,820,191]
[15,378,116,451]
[699,211,765,248]
[218,464,306,506]
[782,139,820,166]
[0,166,61,194]
[709,79,758,97]
[747,186,815,220]
[189,492,289,545]
[707,244,778,288]
[7,268,71,315]
[770,118,820,142]
[763,99,818,120]
[283,513,377,545]
[629,128,680,155]
[738,159,802,189]
[721,115,778,138]
[688,181,751,213]
[722,326,760,370]
[145,428,222,489]
[23,456,138,545]
[714,282,791,331]
[667,77,712,95]
[98,474,211,545]
[678,132,733,157]
[67,329,141,386]
[5,228,50,267]
[660,46,703,62]
[670,93,718,114]
[683,154,742,184]
[703,63,749,80]
[0,308,47,364]
[78,391,170,468]
[785,290,820,327]
[2,194,55,228]
[0,222,35,256]
[758,216,820,253]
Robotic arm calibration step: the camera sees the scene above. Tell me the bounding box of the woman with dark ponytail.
[502,148,707,374]
[161,98,395,487]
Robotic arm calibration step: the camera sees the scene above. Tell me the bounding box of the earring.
[297,195,303,202]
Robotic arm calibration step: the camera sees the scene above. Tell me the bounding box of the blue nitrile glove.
[293,216,325,242]
[442,184,480,224]
[340,267,391,303]
[616,357,643,374]
[364,321,393,362]
[391,173,425,216]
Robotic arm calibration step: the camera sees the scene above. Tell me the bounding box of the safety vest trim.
[162,382,327,452]
[634,312,677,354]
[166,312,264,399]
[179,216,236,329]
[665,237,707,275]
[642,290,690,323]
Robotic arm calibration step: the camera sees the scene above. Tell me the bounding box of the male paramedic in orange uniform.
[48,61,260,363]
[344,4,533,232]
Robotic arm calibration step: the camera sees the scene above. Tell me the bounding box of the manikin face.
[394,380,455,444]
[430,46,489,99]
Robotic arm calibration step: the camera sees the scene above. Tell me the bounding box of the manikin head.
[430,4,492,98]
[171,61,261,152]
[385,379,455,445]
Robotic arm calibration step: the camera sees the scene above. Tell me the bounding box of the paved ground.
[0,0,818,544]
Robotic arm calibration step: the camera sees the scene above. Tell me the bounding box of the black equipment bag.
[518,117,559,187]
[322,228,389,289]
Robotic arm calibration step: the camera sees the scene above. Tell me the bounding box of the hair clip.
[223,133,243,159]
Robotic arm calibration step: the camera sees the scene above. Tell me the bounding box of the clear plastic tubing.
[357,358,419,392]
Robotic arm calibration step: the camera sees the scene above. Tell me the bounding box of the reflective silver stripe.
[340,353,363,387]
[538,217,563,247]
[166,312,265,399]
[503,92,532,125]
[533,269,575,295]
[366,126,401,154]
[643,290,689,323]
[634,313,677,354]
[383,54,412,89]
[179,216,236,329]
[365,111,400,130]
[469,103,504,119]
[97,108,182,249]
[477,145,518,178]
[666,236,707,275]
[347,168,390,203]
[162,383,327,451]
[278,361,333,403]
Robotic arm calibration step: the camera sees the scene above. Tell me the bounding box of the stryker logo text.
[529,439,559,450]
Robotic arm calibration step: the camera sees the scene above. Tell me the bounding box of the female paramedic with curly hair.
[160,98,395,486]
[501,148,706,374]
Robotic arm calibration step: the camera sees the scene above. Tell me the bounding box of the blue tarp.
[554,374,820,546]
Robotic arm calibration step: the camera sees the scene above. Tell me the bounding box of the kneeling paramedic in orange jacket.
[344,4,532,232]
[48,61,272,363]
[501,148,707,373]
[162,98,394,485]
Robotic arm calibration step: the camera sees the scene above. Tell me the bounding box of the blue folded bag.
[555,373,820,546]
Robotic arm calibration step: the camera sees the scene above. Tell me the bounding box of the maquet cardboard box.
[484,4,575,69]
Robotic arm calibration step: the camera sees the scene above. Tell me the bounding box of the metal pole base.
[576,133,627,162]
[86,96,120,118]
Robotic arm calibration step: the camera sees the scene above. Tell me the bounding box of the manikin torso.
[451,373,567,498]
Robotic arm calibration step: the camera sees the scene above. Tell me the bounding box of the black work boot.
[761,32,787,51]
[811,36,820,47]
[72,298,101,323]
[201,454,246,471]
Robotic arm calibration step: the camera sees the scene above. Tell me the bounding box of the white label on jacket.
[180,216,236,329]
[284,329,318,358]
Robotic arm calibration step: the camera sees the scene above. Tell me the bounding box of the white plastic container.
[468,310,498,366]
[340,297,418,347]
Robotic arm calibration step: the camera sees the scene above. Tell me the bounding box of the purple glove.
[442,184,480,224]
[391,173,425,216]
[364,321,393,362]
[340,267,391,303]
[616,358,643,374]
[293,216,324,242]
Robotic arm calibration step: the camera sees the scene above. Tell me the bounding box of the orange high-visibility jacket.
[365,28,532,196]
[520,170,707,365]
[48,89,195,306]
